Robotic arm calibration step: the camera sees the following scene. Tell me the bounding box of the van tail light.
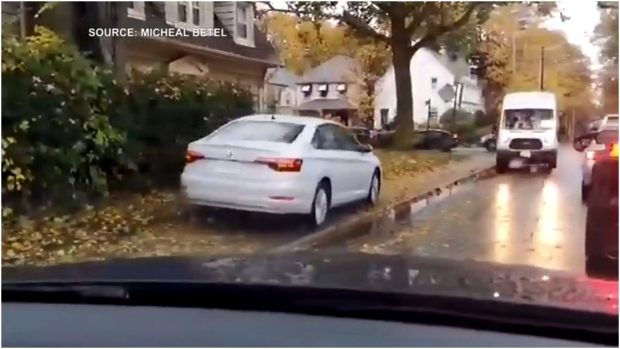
[186,150,205,164]
[255,158,303,172]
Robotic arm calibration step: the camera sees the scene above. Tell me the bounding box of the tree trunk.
[391,43,416,148]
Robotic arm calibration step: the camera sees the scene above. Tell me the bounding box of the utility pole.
[425,99,432,131]
[539,46,545,90]
[511,34,517,73]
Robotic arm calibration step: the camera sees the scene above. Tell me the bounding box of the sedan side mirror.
[573,132,597,152]
[573,138,587,152]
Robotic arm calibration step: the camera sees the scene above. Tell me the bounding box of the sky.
[544,1,603,71]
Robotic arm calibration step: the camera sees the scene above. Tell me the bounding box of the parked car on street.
[574,127,619,202]
[479,133,497,152]
[573,131,619,279]
[181,114,382,228]
[413,129,458,152]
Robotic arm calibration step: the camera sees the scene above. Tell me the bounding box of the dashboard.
[3,303,595,347]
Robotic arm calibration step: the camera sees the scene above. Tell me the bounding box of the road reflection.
[493,183,511,264]
[533,181,566,270]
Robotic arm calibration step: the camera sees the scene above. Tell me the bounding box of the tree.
[264,2,498,147]
[350,42,392,127]
[594,7,618,113]
[477,4,595,121]
[259,12,358,74]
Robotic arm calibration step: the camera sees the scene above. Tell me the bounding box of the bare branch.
[415,3,479,50]
[405,3,437,35]
[340,10,389,43]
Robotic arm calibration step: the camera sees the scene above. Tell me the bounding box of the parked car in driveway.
[350,126,379,146]
[574,127,619,202]
[479,133,497,152]
[181,114,382,227]
[413,129,458,152]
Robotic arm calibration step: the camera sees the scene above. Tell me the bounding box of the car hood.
[3,253,618,314]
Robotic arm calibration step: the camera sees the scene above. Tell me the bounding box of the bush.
[105,69,254,190]
[439,108,475,125]
[474,110,494,127]
[1,28,255,217]
[2,27,124,215]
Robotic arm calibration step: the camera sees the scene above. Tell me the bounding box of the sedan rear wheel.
[309,182,330,228]
[366,170,381,206]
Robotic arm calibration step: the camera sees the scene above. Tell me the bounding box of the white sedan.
[180,114,382,227]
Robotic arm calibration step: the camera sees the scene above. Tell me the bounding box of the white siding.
[374,48,485,129]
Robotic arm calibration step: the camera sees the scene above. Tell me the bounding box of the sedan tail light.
[186,150,205,164]
[254,158,303,172]
[610,143,618,158]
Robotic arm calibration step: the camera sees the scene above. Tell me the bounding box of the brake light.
[254,158,303,172]
[611,144,619,157]
[186,150,205,164]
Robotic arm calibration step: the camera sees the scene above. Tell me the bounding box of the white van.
[496,92,559,173]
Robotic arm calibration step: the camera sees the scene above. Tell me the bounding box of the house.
[8,2,278,111]
[264,67,300,114]
[294,55,364,126]
[374,48,484,129]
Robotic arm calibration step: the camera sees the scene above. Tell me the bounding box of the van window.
[503,109,554,130]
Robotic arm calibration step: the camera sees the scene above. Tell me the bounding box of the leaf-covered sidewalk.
[2,150,485,267]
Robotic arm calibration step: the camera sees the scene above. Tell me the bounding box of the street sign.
[437,84,455,103]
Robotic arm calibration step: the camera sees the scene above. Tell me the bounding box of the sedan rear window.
[210,121,305,143]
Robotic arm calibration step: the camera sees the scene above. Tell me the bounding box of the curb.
[271,164,497,253]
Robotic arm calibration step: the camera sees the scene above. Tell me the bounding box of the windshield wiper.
[3,283,130,303]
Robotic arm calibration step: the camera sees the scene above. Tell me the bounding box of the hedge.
[2,27,254,218]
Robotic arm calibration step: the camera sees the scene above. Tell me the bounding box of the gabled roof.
[123,3,277,65]
[299,55,360,84]
[266,67,300,87]
[427,50,471,79]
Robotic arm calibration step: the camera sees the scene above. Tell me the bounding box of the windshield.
[502,109,555,130]
[3,17,618,321]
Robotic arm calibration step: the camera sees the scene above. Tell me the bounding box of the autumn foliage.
[2,28,254,219]
[477,4,596,122]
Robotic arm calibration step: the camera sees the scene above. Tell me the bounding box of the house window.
[301,84,312,98]
[318,84,328,98]
[236,3,250,39]
[176,1,202,26]
[431,77,438,89]
[127,1,145,19]
[337,83,347,94]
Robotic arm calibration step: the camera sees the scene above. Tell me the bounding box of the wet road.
[344,145,589,274]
